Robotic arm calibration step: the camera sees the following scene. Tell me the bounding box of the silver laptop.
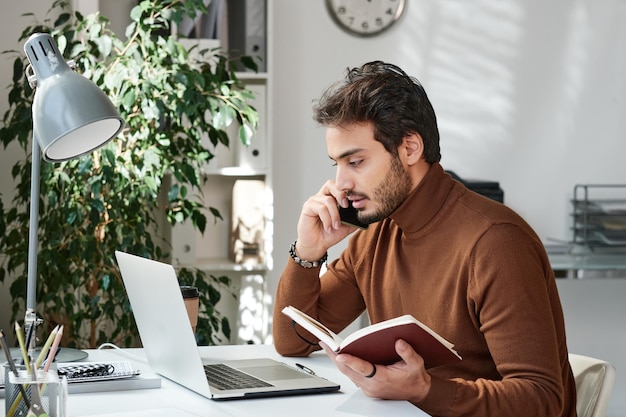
[115,250,340,400]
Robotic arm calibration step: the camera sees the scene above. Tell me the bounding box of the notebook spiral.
[56,361,140,383]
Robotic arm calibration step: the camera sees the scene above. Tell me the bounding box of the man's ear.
[402,133,424,166]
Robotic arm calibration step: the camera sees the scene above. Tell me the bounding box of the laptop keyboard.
[204,364,274,391]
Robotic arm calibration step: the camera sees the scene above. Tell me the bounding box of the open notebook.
[115,251,340,400]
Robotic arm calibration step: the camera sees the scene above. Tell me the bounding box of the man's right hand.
[295,180,357,261]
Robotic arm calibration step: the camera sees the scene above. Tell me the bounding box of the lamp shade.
[24,33,124,162]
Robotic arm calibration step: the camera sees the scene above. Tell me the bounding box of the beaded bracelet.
[289,241,327,268]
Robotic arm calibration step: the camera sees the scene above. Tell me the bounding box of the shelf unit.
[171,76,271,273]
[167,2,273,345]
[571,184,626,252]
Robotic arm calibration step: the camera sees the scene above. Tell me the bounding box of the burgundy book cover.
[338,323,462,368]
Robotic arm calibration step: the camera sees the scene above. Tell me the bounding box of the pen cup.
[181,285,199,333]
[4,364,67,417]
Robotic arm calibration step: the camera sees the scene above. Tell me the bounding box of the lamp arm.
[25,137,41,349]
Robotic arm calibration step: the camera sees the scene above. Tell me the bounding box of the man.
[272,61,576,416]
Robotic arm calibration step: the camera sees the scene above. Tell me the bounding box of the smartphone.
[339,201,369,229]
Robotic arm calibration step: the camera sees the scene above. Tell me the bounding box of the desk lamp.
[22,32,124,352]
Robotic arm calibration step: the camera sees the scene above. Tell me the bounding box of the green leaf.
[213,105,235,128]
[12,58,24,84]
[221,316,231,339]
[167,184,179,202]
[240,55,259,73]
[102,274,111,291]
[144,176,157,192]
[209,207,223,222]
[192,211,207,234]
[91,198,105,213]
[54,13,71,27]
[103,148,116,166]
[66,210,77,225]
[130,2,146,21]
[238,124,253,146]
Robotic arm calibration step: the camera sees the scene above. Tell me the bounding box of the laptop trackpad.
[244,365,313,380]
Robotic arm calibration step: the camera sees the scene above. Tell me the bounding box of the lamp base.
[5,346,88,363]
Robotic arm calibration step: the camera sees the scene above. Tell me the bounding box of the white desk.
[2,344,428,417]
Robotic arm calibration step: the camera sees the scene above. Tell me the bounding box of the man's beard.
[356,156,412,225]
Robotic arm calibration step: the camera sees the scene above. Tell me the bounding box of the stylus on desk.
[295,363,316,375]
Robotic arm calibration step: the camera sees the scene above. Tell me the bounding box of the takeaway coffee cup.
[180,286,199,333]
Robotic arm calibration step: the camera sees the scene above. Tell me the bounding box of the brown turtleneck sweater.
[273,162,576,417]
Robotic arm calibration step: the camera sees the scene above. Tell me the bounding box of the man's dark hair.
[313,61,441,163]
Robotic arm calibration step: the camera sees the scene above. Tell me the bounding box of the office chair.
[569,353,616,417]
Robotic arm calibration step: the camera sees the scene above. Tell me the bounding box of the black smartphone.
[339,201,369,229]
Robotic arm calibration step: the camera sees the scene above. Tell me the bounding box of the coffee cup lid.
[180,286,199,298]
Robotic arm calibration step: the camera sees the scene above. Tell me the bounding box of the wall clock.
[326,0,406,37]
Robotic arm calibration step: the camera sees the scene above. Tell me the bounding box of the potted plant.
[0,0,259,348]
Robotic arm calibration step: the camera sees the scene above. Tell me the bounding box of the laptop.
[114,250,340,400]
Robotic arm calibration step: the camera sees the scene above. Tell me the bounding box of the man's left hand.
[320,339,432,403]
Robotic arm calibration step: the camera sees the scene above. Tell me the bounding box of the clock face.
[326,0,406,37]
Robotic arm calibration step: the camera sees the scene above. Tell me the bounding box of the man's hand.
[295,180,356,260]
[320,339,432,404]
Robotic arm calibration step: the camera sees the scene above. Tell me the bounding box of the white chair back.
[569,353,616,417]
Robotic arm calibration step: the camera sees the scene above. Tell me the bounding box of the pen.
[43,325,64,373]
[15,322,30,373]
[35,325,59,369]
[0,329,33,411]
[24,322,35,355]
[295,363,316,375]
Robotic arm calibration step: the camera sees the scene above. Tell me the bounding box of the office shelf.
[168,1,273,345]
[571,184,626,251]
